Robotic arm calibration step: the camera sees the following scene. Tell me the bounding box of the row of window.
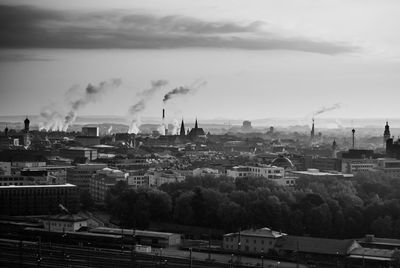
[224,237,273,245]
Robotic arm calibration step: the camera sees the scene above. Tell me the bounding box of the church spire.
[180,118,185,136]
[195,117,198,129]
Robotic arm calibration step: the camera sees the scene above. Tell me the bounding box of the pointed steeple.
[180,118,185,137]
[24,116,30,133]
[195,117,198,129]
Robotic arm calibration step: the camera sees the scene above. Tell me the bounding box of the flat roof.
[0,183,76,189]
[90,227,179,239]
[290,171,344,176]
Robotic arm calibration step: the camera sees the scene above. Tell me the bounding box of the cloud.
[0,5,359,54]
[0,53,53,62]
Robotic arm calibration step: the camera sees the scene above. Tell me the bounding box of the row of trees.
[104,173,400,238]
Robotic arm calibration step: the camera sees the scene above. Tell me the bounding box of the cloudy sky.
[1,0,400,124]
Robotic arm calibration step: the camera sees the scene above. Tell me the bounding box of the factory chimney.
[352,128,355,149]
[162,109,165,120]
[310,118,315,140]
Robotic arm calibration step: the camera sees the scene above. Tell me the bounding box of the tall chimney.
[352,128,355,149]
[162,109,165,120]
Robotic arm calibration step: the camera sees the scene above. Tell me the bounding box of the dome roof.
[271,155,294,169]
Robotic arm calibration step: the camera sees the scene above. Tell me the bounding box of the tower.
[310,118,315,140]
[4,125,8,137]
[332,139,337,158]
[180,119,185,137]
[352,128,356,149]
[384,121,391,148]
[194,117,198,130]
[24,117,30,133]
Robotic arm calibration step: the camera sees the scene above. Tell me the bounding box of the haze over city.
[1,0,400,123]
[2,1,400,268]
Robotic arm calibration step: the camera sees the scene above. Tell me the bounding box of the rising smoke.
[163,79,207,104]
[39,79,122,131]
[128,80,168,134]
[313,103,341,116]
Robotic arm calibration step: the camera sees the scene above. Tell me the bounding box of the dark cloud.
[0,53,53,62]
[0,5,359,54]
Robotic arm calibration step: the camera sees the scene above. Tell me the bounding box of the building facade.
[223,227,286,254]
[0,184,79,215]
[66,163,107,192]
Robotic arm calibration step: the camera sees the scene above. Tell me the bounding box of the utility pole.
[237,229,241,264]
[208,229,211,261]
[36,236,42,268]
[189,248,193,268]
[131,228,136,268]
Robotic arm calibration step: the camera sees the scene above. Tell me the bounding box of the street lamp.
[261,249,264,268]
[189,248,193,268]
[87,242,91,268]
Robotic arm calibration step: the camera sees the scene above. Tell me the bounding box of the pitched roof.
[275,235,358,256]
[225,227,286,239]
[349,247,394,261]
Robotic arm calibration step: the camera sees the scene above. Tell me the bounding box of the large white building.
[226,165,295,186]
[223,227,286,254]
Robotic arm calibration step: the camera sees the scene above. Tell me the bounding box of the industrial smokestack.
[352,128,355,149]
[163,108,165,120]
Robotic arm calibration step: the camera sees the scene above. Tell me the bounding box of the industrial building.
[0,183,79,215]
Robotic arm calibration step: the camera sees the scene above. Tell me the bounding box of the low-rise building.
[289,168,352,180]
[223,227,286,254]
[0,162,11,175]
[227,165,295,186]
[192,167,220,177]
[147,170,185,187]
[42,214,88,232]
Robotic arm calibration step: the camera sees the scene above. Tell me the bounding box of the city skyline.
[1,0,400,121]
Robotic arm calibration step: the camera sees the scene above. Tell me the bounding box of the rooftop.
[225,227,286,239]
[0,183,76,189]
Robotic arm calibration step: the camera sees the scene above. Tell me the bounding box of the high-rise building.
[66,163,107,192]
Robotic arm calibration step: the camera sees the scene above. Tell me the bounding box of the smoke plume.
[313,103,341,116]
[128,80,168,134]
[128,119,141,135]
[39,78,122,131]
[64,79,122,129]
[163,79,207,104]
[107,126,113,134]
[171,119,180,135]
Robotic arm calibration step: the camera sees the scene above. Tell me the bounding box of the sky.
[1,0,400,126]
